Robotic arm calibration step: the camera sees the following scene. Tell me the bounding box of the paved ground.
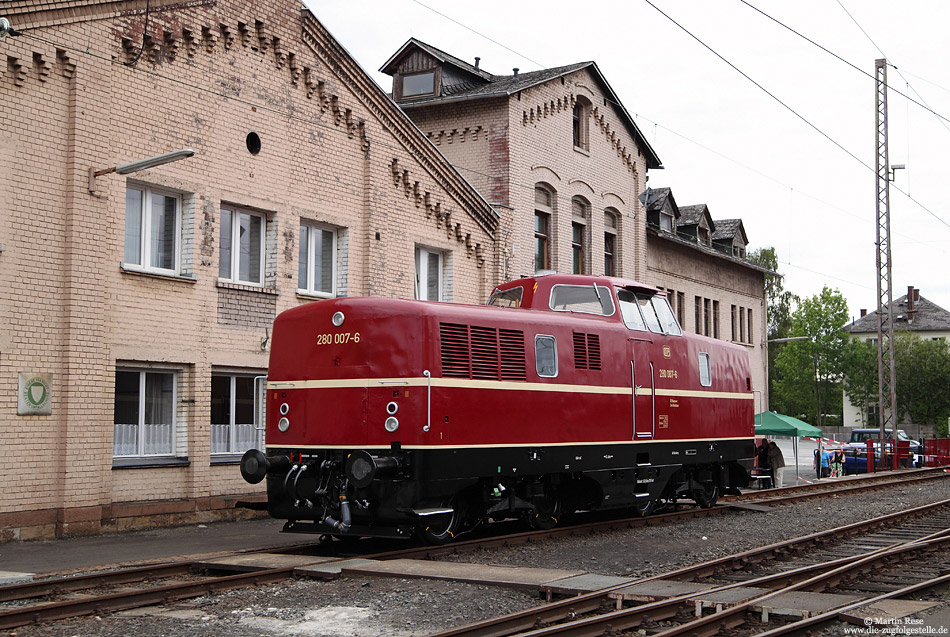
[0,517,312,577]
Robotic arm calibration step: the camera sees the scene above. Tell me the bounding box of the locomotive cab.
[241,274,755,542]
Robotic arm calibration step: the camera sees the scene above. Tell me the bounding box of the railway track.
[1,468,946,631]
[432,499,950,636]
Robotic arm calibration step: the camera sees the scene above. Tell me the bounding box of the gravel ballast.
[7,479,950,637]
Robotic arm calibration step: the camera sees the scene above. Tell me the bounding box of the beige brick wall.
[0,0,497,539]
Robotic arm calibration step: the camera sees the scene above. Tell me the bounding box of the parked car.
[841,428,921,473]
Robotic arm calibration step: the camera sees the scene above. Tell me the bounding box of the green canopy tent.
[754,411,822,485]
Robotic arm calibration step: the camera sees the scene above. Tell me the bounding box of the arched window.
[571,196,590,274]
[604,208,620,276]
[572,96,591,150]
[534,184,555,272]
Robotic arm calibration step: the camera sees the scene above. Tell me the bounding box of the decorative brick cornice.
[390,158,487,268]
[0,0,213,31]
[521,92,639,175]
[300,10,497,239]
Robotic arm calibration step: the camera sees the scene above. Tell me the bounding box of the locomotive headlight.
[386,401,398,415]
[279,403,290,415]
[384,417,399,433]
[331,311,345,327]
[278,417,290,432]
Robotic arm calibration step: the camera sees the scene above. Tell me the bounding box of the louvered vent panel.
[573,332,589,369]
[498,329,527,380]
[470,325,500,380]
[587,334,602,370]
[439,323,471,378]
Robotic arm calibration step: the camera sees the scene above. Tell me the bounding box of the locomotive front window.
[651,296,682,336]
[535,334,558,377]
[617,290,647,331]
[488,286,523,307]
[549,284,615,316]
[637,296,663,333]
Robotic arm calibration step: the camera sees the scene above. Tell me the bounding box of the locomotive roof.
[496,273,662,295]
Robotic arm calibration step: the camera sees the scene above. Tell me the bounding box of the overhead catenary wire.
[642,0,950,232]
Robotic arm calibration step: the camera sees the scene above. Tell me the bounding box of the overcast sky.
[310,0,950,323]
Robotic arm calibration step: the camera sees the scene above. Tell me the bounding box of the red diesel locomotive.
[240,274,755,542]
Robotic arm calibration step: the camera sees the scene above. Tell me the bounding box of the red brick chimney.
[907,285,918,323]
[860,309,867,318]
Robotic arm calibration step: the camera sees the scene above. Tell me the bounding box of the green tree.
[894,332,950,438]
[840,338,878,427]
[748,247,799,413]
[773,286,849,426]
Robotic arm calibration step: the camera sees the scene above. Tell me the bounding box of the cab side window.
[698,352,712,387]
[535,335,558,377]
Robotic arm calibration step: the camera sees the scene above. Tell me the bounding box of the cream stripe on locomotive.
[265,436,754,451]
[267,377,754,401]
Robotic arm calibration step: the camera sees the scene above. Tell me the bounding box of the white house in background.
[842,286,950,427]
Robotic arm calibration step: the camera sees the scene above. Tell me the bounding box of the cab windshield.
[617,289,682,335]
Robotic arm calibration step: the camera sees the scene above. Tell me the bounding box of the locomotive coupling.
[240,449,290,484]
[345,450,402,488]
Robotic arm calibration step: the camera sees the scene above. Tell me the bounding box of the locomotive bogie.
[241,274,756,541]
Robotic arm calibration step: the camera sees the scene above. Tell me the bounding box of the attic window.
[403,71,435,98]
[660,211,673,233]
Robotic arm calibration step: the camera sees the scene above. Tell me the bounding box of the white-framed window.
[698,353,712,387]
[604,209,619,276]
[298,223,337,297]
[571,197,589,275]
[535,334,558,377]
[113,368,177,457]
[211,373,264,456]
[220,207,265,285]
[124,185,181,273]
[415,247,443,301]
[572,96,591,150]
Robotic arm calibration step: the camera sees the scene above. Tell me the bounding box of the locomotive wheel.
[417,508,461,544]
[633,499,656,517]
[693,484,718,508]
[528,484,563,530]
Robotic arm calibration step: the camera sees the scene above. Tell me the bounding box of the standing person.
[756,437,772,488]
[768,441,786,488]
[831,448,844,477]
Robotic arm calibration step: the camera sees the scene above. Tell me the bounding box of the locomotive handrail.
[423,370,431,432]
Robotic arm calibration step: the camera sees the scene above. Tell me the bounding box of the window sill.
[216,279,279,295]
[112,456,191,469]
[296,289,336,301]
[210,455,243,465]
[573,145,590,157]
[121,264,197,283]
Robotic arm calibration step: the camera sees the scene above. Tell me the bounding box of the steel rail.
[430,498,950,637]
[757,571,950,636]
[0,566,296,630]
[0,562,193,603]
[501,524,950,637]
[725,467,949,502]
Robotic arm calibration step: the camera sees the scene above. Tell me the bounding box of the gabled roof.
[380,38,493,81]
[845,294,950,333]
[712,219,747,245]
[380,39,662,169]
[640,187,680,218]
[677,204,715,231]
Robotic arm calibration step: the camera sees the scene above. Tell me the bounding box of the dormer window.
[402,71,436,98]
[660,211,673,232]
[699,226,710,246]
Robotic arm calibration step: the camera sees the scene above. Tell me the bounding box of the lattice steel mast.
[874,58,898,452]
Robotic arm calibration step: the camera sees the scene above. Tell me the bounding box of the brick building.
[0,1,496,540]
[380,40,769,406]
